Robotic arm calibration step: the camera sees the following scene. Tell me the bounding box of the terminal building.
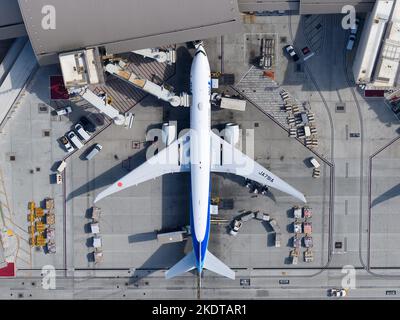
[353,0,400,88]
[237,0,377,14]
[0,0,379,64]
[1,0,399,89]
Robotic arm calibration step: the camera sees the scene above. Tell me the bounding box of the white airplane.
[94,44,306,280]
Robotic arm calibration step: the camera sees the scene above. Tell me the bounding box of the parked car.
[346,34,356,51]
[329,288,347,297]
[60,136,74,153]
[284,45,300,62]
[75,123,91,141]
[56,106,72,116]
[67,131,84,149]
[79,116,96,133]
[229,219,242,236]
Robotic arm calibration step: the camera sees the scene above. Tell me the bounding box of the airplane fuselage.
[94,44,306,280]
[189,46,212,273]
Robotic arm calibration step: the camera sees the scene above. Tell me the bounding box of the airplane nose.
[195,45,206,57]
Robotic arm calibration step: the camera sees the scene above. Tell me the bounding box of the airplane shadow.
[371,183,400,208]
[66,147,149,201]
[128,242,190,285]
[212,172,277,203]
[128,232,157,243]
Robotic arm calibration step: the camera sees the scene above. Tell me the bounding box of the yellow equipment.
[211,197,220,205]
[36,222,46,233]
[28,213,35,223]
[35,207,44,218]
[28,201,35,211]
[35,236,46,247]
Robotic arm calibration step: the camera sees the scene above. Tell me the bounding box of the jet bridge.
[105,62,190,107]
[69,86,134,127]
[59,46,190,122]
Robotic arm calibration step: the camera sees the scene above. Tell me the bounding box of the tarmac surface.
[0,13,400,299]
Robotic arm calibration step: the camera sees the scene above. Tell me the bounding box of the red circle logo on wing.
[117,182,123,187]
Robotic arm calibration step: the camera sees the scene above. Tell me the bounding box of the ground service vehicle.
[56,106,72,116]
[60,136,74,152]
[67,131,84,149]
[284,45,300,62]
[75,123,91,141]
[330,288,347,297]
[229,219,242,236]
[56,160,67,173]
[85,144,103,160]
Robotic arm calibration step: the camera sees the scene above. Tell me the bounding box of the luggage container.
[304,222,312,234]
[294,220,302,233]
[293,234,301,248]
[304,235,313,248]
[293,206,302,218]
[303,206,313,219]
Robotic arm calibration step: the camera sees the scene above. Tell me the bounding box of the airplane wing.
[210,131,306,203]
[94,131,191,203]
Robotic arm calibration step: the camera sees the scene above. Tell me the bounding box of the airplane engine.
[162,122,177,146]
[224,123,240,148]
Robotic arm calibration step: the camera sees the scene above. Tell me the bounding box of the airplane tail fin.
[165,251,196,279]
[203,250,235,280]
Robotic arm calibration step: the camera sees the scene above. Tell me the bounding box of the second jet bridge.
[59,48,134,128]
[69,86,134,128]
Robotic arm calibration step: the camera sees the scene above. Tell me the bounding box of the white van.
[75,123,91,141]
[67,131,84,149]
[56,160,67,173]
[85,144,103,160]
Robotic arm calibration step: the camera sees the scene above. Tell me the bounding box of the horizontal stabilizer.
[204,250,235,280]
[165,251,196,279]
